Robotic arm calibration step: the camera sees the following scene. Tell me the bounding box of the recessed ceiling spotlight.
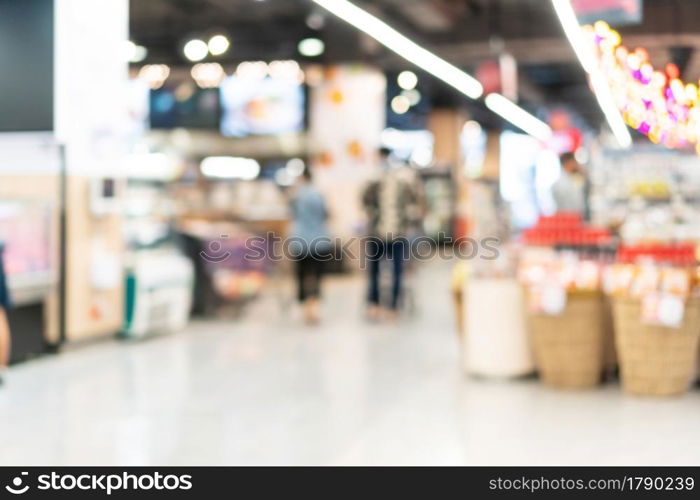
[286,158,306,177]
[268,60,301,80]
[208,35,230,56]
[397,70,418,90]
[391,95,410,115]
[191,63,226,88]
[462,120,482,136]
[124,40,148,63]
[183,39,208,62]
[402,89,421,106]
[298,38,325,57]
[138,64,170,89]
[306,12,326,30]
[236,61,269,79]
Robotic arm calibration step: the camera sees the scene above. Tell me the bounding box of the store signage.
[572,0,642,26]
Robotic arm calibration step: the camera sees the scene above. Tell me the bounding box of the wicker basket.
[528,291,606,389]
[602,296,617,375]
[613,297,700,396]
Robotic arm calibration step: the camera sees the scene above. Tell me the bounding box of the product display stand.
[463,278,534,378]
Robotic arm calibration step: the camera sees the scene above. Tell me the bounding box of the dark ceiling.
[130,0,700,132]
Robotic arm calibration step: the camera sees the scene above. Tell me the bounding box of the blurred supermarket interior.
[4,0,700,465]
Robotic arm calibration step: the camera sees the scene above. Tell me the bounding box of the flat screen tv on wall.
[0,0,54,132]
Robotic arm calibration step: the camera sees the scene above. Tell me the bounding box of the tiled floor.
[2,262,700,465]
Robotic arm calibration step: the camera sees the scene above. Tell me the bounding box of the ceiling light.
[484,93,552,142]
[208,35,230,56]
[298,38,325,57]
[462,120,482,136]
[124,40,148,63]
[391,95,411,115]
[174,82,195,102]
[191,63,226,88]
[311,0,482,99]
[123,153,177,181]
[551,0,632,148]
[183,39,208,62]
[286,158,306,177]
[397,70,418,90]
[236,61,268,79]
[138,64,170,89]
[411,145,433,168]
[201,157,261,180]
[402,89,421,106]
[268,60,302,80]
[275,168,295,186]
[306,12,326,30]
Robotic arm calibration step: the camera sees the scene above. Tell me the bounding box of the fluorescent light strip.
[313,0,552,141]
[311,0,483,99]
[551,0,632,148]
[201,157,261,180]
[485,93,552,142]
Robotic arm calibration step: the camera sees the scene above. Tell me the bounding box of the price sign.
[641,293,685,328]
[529,284,567,316]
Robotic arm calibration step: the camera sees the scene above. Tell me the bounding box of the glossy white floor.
[2,262,700,465]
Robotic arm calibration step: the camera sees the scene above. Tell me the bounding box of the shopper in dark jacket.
[362,147,417,320]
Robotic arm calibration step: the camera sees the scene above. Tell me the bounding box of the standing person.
[0,243,11,385]
[289,166,330,324]
[362,147,417,320]
[552,152,590,219]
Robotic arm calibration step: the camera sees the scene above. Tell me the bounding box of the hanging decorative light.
[585,20,700,154]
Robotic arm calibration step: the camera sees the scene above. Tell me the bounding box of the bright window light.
[183,39,208,62]
[551,0,632,148]
[485,93,552,142]
[201,157,261,180]
[311,0,483,99]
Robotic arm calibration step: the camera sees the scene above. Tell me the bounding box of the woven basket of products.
[613,297,700,396]
[527,290,606,389]
[606,264,700,396]
[519,250,609,389]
